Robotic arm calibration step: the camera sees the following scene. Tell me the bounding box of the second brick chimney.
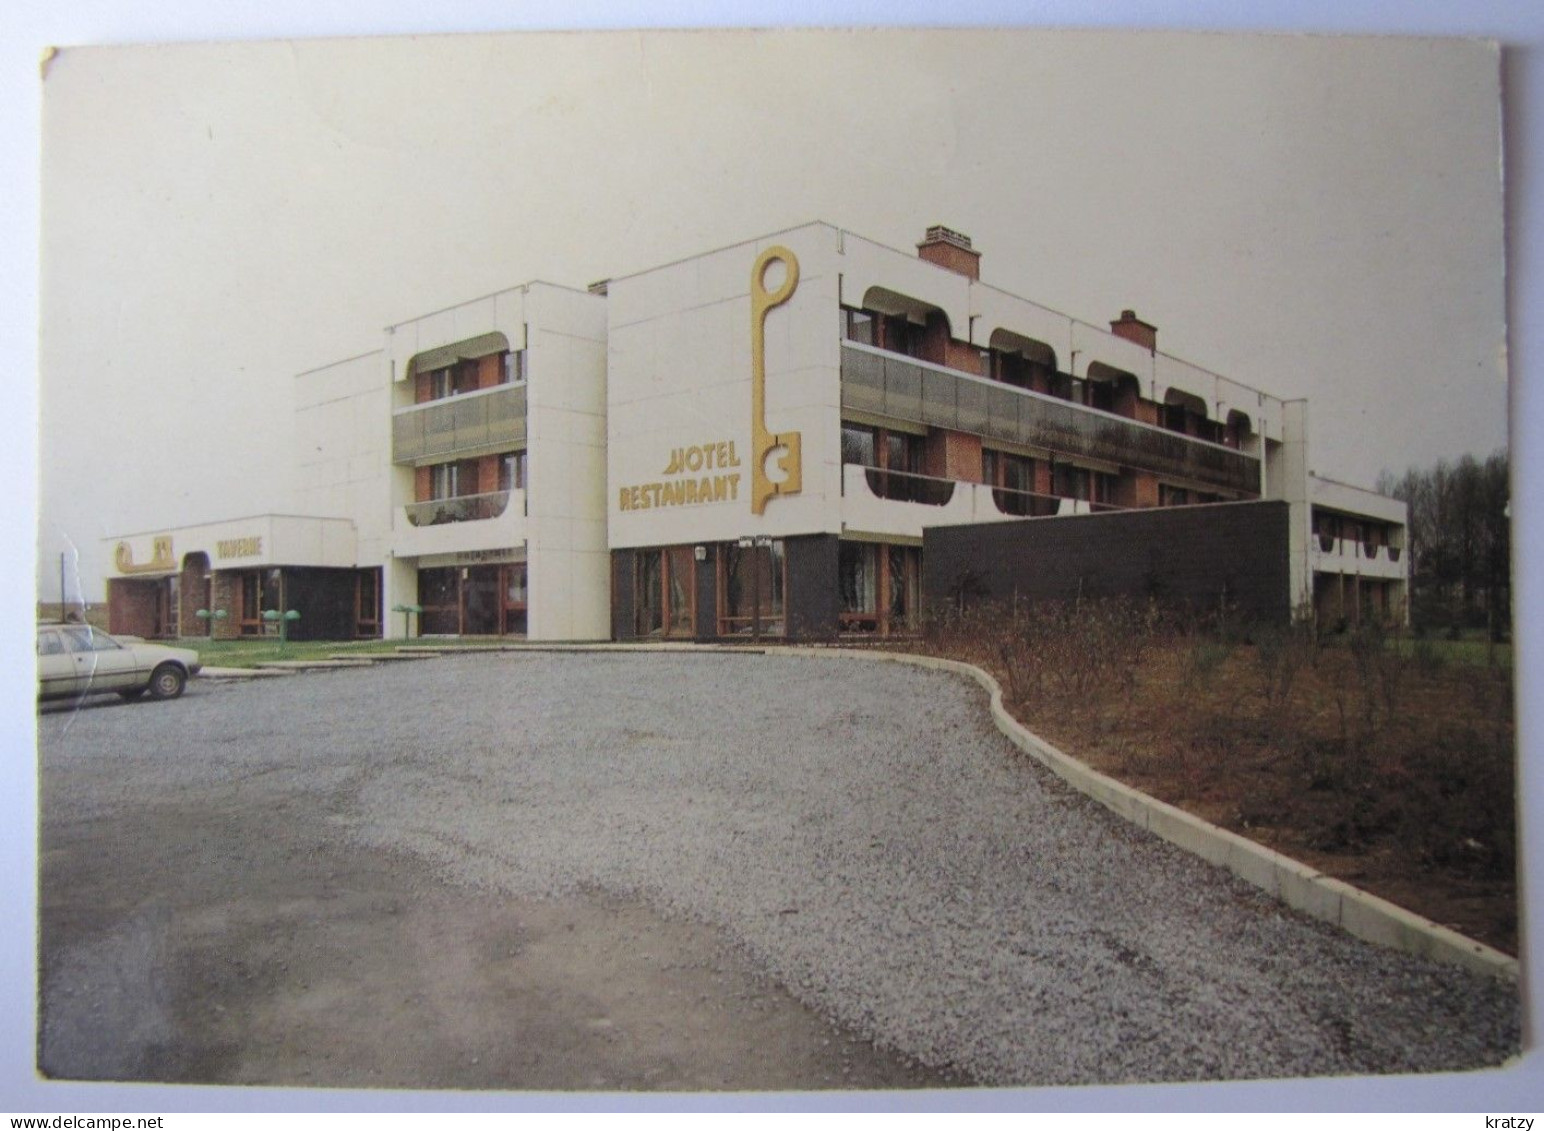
[917,225,981,280]
[1110,309,1157,353]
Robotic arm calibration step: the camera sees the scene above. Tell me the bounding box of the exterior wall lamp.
[392,602,422,639]
[194,607,227,637]
[262,608,302,650]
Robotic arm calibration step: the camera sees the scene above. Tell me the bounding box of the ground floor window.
[234,569,284,636]
[635,546,695,638]
[718,540,786,638]
[418,563,528,636]
[839,542,920,635]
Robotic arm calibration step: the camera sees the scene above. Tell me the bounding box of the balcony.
[1310,536,1407,581]
[840,342,1259,495]
[392,383,527,465]
[403,490,517,526]
[840,464,1103,540]
[391,489,527,559]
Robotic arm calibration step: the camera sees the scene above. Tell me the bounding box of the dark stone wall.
[283,568,360,641]
[923,500,1293,624]
[786,533,841,641]
[611,549,637,641]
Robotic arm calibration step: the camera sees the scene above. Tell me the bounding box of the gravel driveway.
[38,651,1520,1088]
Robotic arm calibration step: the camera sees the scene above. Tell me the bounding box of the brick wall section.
[478,354,502,389]
[925,429,984,483]
[209,572,242,639]
[415,370,432,404]
[477,455,500,495]
[917,240,981,279]
[1112,470,1160,509]
[923,500,1293,623]
[180,556,209,636]
[915,314,985,378]
[1113,384,1139,419]
[1109,310,1157,352]
[106,578,159,637]
[942,338,984,377]
[918,313,950,367]
[415,465,432,503]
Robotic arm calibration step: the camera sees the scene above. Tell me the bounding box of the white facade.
[290,282,610,640]
[607,222,1296,534]
[606,221,1405,634]
[107,514,359,577]
[106,220,1407,640]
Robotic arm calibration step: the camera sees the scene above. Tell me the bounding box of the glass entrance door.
[462,567,501,635]
[718,540,786,638]
[417,563,528,636]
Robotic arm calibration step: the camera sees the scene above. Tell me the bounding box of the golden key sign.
[617,246,805,517]
[749,245,802,515]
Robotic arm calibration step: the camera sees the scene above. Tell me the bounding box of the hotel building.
[103,223,1406,642]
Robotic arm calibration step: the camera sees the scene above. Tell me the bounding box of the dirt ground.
[975,638,1518,955]
[39,794,954,1092]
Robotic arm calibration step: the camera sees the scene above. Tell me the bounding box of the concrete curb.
[775,645,1516,982]
[195,666,292,680]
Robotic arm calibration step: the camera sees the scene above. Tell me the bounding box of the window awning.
[409,332,510,375]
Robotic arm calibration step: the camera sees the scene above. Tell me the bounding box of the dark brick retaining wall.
[922,499,1293,623]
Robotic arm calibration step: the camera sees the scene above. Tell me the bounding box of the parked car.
[37,624,202,702]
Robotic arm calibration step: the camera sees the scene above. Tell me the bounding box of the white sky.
[34,28,1508,600]
[8,1,1544,1117]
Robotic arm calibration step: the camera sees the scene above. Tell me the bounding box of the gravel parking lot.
[39,651,1521,1089]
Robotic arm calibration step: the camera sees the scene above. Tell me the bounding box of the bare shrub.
[1251,620,1315,714]
[1383,722,1515,877]
[1186,638,1233,688]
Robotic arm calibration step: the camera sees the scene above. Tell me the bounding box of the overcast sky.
[35,28,1507,599]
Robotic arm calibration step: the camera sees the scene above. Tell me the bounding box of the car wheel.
[147,663,186,700]
[119,687,146,701]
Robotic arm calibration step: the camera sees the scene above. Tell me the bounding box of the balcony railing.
[860,466,956,506]
[990,484,1123,517]
[842,462,1122,524]
[403,490,514,526]
[1315,535,1403,563]
[841,342,1260,495]
[393,383,527,464]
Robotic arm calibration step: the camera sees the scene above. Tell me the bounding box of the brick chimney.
[917,225,981,280]
[1110,309,1157,353]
